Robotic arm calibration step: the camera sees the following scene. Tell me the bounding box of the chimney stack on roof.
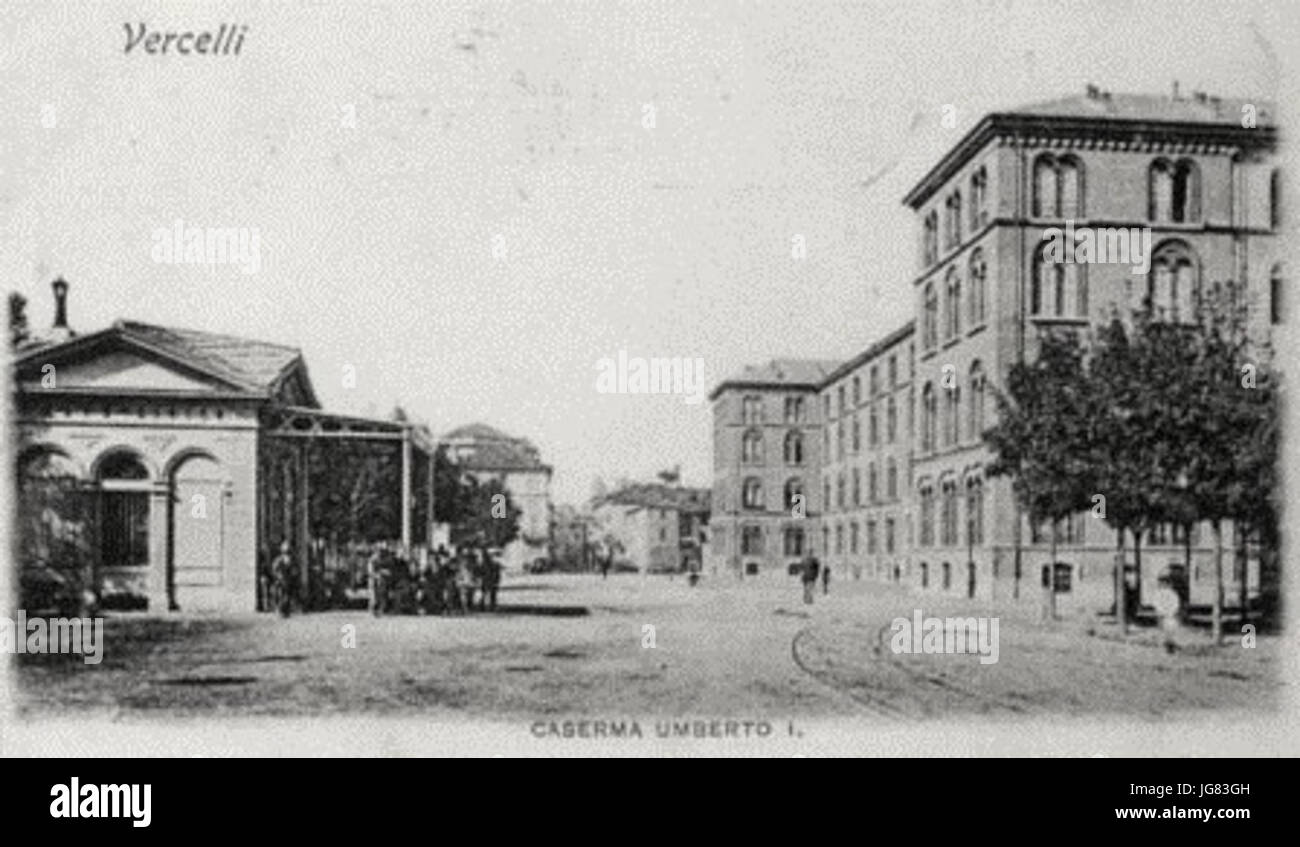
[49,277,73,343]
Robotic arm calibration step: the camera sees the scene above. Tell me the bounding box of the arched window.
[968,249,986,326]
[852,468,861,506]
[923,210,939,265]
[1034,154,1085,218]
[836,473,845,509]
[968,361,986,442]
[742,429,764,463]
[1148,241,1199,323]
[920,382,936,452]
[942,562,952,590]
[783,477,804,511]
[919,483,935,547]
[886,396,897,443]
[1149,158,1200,222]
[1033,155,1057,218]
[783,430,804,465]
[923,282,939,348]
[1271,169,1281,230]
[945,385,960,447]
[921,562,930,588]
[949,191,963,247]
[886,458,898,499]
[868,463,878,503]
[1271,263,1283,325]
[970,167,989,230]
[945,266,961,340]
[1058,155,1082,218]
[96,450,151,570]
[965,475,985,546]
[742,395,763,424]
[742,477,764,510]
[1033,243,1086,318]
[941,478,959,546]
[868,404,878,447]
[851,415,861,453]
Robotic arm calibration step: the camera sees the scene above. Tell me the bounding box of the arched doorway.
[170,455,227,609]
[96,451,152,603]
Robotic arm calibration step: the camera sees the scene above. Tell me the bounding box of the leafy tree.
[985,328,1095,620]
[451,474,522,550]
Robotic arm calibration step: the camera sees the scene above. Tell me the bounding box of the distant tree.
[9,292,30,349]
[452,474,522,550]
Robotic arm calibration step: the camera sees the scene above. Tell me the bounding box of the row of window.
[732,513,1207,558]
[917,476,985,548]
[917,363,987,454]
[822,516,900,557]
[921,250,988,348]
[923,166,991,265]
[823,356,903,421]
[820,459,902,511]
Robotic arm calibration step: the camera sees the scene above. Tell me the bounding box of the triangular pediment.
[15,331,251,395]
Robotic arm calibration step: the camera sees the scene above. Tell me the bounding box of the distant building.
[441,423,552,572]
[707,358,837,577]
[590,482,710,574]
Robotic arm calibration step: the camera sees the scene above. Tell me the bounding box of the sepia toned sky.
[0,0,1287,505]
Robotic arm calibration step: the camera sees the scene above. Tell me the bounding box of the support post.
[400,426,412,551]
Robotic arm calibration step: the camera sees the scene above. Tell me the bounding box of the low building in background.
[590,481,710,574]
[441,422,553,573]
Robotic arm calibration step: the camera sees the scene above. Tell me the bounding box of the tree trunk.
[1132,527,1143,619]
[1114,526,1127,634]
[1211,519,1224,645]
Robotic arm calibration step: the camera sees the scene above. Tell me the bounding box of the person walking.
[456,550,476,613]
[822,563,831,595]
[480,549,501,612]
[1152,573,1182,654]
[367,543,389,617]
[801,553,821,605]
[271,540,295,618]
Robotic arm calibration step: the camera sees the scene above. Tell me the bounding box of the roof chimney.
[49,277,72,343]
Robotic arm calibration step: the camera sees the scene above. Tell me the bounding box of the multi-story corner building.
[707,359,838,576]
[817,324,915,587]
[710,87,1278,612]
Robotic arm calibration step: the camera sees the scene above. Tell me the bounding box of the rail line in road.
[789,620,1031,720]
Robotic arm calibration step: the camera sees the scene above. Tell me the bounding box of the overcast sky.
[1,0,1288,505]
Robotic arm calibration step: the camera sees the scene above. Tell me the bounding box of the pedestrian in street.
[822,563,831,595]
[456,550,476,613]
[1153,574,1182,654]
[480,549,501,612]
[801,553,820,605]
[367,543,389,617]
[271,540,295,618]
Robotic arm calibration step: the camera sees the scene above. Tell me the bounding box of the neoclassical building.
[711,87,1279,611]
[12,280,435,612]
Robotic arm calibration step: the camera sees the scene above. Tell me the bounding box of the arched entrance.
[96,451,152,603]
[170,454,227,610]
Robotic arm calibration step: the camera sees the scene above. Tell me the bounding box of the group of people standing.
[367,543,502,617]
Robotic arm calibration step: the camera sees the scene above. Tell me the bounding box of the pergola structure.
[258,405,437,604]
